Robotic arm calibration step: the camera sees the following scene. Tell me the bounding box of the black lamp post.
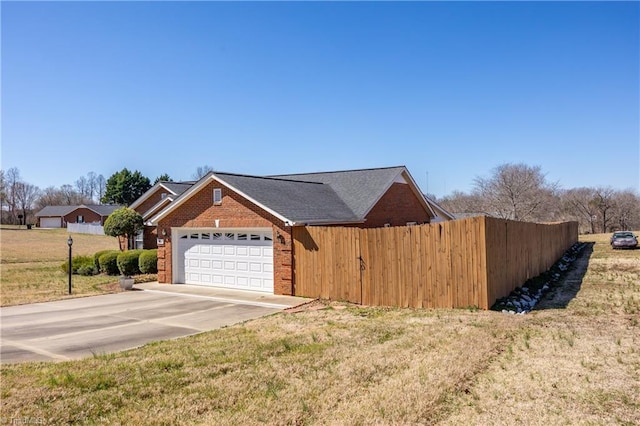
[67,235,73,295]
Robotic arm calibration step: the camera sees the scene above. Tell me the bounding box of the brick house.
[36,205,122,228]
[137,166,453,296]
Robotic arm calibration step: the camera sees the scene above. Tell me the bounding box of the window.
[160,193,168,199]
[224,233,235,240]
[201,233,210,239]
[213,188,222,205]
[190,233,199,239]
[212,233,222,240]
[135,230,144,249]
[250,234,261,241]
[237,233,247,240]
[77,215,84,223]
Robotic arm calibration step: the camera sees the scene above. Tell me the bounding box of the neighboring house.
[36,205,122,228]
[134,166,453,296]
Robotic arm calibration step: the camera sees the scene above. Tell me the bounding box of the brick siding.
[63,208,104,225]
[363,182,433,227]
[157,180,293,295]
[133,188,171,250]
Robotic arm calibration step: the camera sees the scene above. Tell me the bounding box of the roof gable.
[129,181,194,210]
[272,166,435,220]
[35,205,122,217]
[148,172,360,226]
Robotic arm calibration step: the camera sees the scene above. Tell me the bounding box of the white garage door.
[176,229,274,293]
[41,217,61,228]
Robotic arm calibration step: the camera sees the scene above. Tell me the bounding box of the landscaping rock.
[491,242,587,314]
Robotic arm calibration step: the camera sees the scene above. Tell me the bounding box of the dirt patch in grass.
[1,232,638,424]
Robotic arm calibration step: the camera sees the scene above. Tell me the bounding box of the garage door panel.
[41,218,62,228]
[180,229,274,293]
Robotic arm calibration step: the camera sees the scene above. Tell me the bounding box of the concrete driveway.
[1,283,310,363]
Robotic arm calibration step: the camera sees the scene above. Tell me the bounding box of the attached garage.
[40,217,62,228]
[174,228,274,293]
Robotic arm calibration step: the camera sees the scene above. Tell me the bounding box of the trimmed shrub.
[94,250,116,272]
[77,265,98,276]
[117,250,143,276]
[99,251,120,276]
[139,249,158,274]
[60,255,95,274]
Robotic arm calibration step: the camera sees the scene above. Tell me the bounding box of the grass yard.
[0,227,124,306]
[1,233,639,424]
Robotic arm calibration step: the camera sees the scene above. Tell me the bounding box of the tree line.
[0,165,214,225]
[437,163,640,234]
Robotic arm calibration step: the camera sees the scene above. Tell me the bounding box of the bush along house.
[130,166,454,296]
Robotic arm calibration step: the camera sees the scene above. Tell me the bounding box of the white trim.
[129,183,179,210]
[149,173,292,226]
[141,197,172,220]
[401,169,439,219]
[213,188,222,205]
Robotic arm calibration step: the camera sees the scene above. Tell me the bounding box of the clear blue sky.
[2,1,638,198]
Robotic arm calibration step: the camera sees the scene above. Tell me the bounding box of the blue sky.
[2,1,638,198]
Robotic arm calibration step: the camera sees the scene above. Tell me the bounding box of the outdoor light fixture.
[67,236,73,295]
[161,228,167,237]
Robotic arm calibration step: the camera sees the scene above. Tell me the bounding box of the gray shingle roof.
[36,205,122,217]
[216,173,359,223]
[36,206,76,217]
[271,166,406,219]
[162,182,194,195]
[149,166,435,225]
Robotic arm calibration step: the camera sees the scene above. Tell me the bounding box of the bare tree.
[561,187,599,234]
[5,167,21,224]
[96,174,106,202]
[87,171,97,202]
[473,163,557,222]
[14,182,40,225]
[75,176,90,199]
[592,187,616,233]
[0,170,5,224]
[438,191,485,216]
[192,165,214,180]
[611,190,640,231]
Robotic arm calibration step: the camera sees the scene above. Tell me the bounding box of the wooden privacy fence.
[292,217,578,309]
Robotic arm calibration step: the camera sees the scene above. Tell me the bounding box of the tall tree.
[473,163,557,222]
[562,187,598,234]
[592,187,616,233]
[75,176,89,199]
[192,165,214,180]
[611,190,640,231]
[0,170,5,224]
[14,182,40,225]
[87,171,97,202]
[154,173,173,184]
[5,168,21,224]
[96,174,107,202]
[101,168,151,206]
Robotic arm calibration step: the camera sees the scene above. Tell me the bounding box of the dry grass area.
[1,233,638,424]
[0,227,122,306]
